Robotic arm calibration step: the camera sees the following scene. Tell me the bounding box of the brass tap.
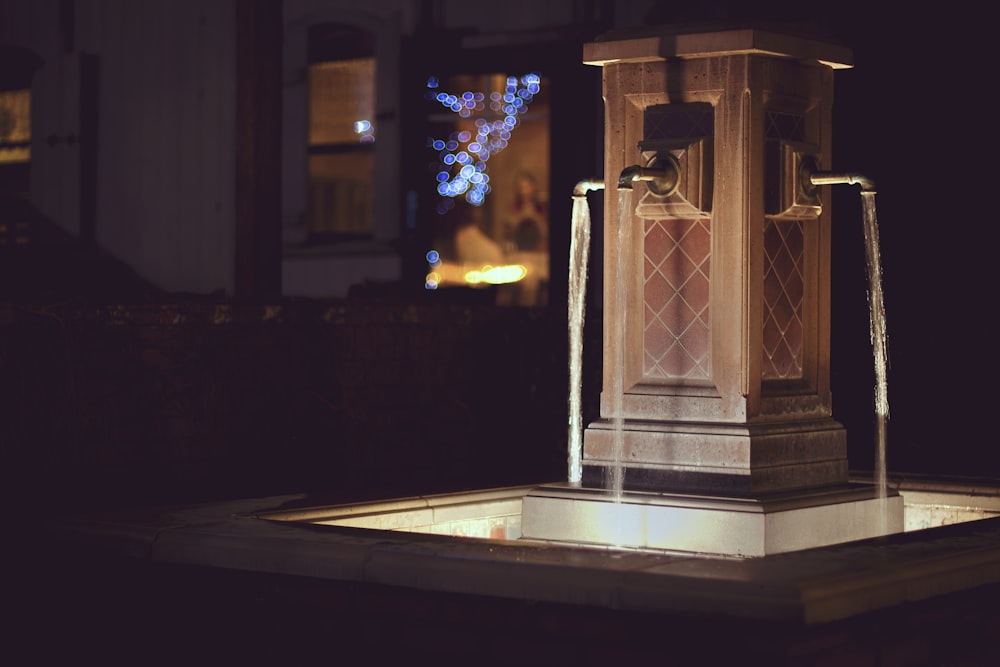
[618,154,681,198]
[573,179,605,197]
[801,155,876,194]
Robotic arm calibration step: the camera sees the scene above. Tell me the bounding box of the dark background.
[811,4,996,479]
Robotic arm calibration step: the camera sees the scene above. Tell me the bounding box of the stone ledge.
[40,485,1000,626]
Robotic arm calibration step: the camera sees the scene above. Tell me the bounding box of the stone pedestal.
[521,25,904,555]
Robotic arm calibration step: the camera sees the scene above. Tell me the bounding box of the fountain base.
[521,483,903,557]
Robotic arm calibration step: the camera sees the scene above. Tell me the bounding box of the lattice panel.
[643,219,711,380]
[762,219,804,379]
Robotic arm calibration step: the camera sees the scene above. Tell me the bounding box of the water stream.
[566,185,626,500]
[607,189,633,501]
[861,191,889,529]
[567,194,592,484]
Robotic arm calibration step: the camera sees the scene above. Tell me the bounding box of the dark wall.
[1,297,585,515]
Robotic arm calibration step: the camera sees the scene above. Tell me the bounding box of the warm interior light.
[425,261,527,289]
[0,89,30,164]
[465,264,527,285]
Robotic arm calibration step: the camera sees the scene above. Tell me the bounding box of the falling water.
[861,191,889,530]
[607,189,633,501]
[567,194,592,484]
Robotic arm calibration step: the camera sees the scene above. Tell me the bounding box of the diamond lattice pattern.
[643,219,711,380]
[762,219,804,379]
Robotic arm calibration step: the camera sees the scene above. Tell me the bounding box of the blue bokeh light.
[427,72,541,208]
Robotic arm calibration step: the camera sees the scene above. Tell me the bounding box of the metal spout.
[801,156,876,194]
[618,154,680,198]
[573,179,605,198]
[810,171,876,192]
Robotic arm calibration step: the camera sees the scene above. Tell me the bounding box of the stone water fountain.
[47,23,1000,651]
[521,24,903,556]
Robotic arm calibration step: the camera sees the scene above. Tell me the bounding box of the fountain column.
[522,25,904,556]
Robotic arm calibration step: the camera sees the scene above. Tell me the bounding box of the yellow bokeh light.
[465,264,527,285]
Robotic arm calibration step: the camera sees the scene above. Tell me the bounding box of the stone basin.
[49,473,1000,629]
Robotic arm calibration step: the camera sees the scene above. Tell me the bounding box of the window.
[422,72,550,307]
[0,88,30,165]
[0,88,30,245]
[306,24,376,242]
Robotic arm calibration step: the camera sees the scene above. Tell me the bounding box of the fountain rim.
[43,474,1000,627]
